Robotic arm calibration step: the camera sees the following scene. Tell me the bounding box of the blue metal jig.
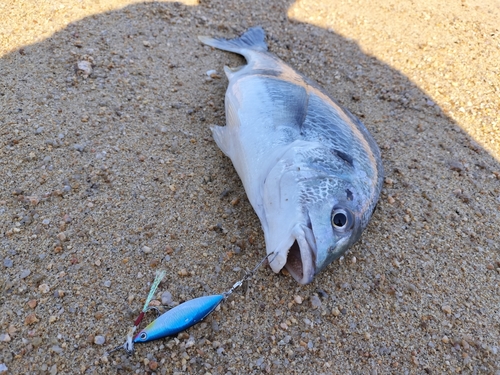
[133,294,224,343]
[108,252,275,355]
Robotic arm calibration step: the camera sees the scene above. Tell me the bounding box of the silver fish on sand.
[199,27,383,284]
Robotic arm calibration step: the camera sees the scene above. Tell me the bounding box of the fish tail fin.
[198,27,268,56]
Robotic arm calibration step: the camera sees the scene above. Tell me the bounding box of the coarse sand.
[1,0,499,374]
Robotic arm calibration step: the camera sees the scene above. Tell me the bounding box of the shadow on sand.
[0,1,498,373]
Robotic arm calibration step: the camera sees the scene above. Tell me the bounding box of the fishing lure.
[109,253,274,355]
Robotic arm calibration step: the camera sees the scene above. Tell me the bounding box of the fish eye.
[331,207,354,232]
[139,332,147,341]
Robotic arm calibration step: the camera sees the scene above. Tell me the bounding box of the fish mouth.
[285,238,316,284]
[268,224,316,285]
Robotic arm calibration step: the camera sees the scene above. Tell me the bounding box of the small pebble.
[448,160,464,172]
[20,269,31,279]
[185,336,196,348]
[148,361,158,371]
[212,320,219,332]
[142,246,152,254]
[94,335,105,345]
[0,334,11,342]
[77,60,92,77]
[442,305,452,315]
[35,127,44,134]
[310,295,322,309]
[3,258,13,268]
[461,339,470,350]
[161,291,173,305]
[442,336,450,344]
[25,314,39,325]
[27,300,37,309]
[0,364,7,373]
[32,337,42,347]
[332,307,340,317]
[294,295,303,304]
[51,345,63,354]
[212,340,221,349]
[178,269,188,277]
[39,284,50,294]
[103,280,111,288]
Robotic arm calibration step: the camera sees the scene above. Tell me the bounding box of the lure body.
[133,294,224,343]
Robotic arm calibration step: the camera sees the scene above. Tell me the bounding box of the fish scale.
[199,27,383,284]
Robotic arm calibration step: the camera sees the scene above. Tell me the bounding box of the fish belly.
[212,72,308,222]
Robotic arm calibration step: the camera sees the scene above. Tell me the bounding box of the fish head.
[307,189,364,276]
[300,175,369,282]
[265,165,372,284]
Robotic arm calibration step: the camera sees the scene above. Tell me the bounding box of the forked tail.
[198,26,268,56]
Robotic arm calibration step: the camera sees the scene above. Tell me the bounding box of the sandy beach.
[1,0,499,374]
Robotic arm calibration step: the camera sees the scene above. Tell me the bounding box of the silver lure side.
[199,27,383,284]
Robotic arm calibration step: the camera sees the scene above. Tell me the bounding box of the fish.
[199,27,383,284]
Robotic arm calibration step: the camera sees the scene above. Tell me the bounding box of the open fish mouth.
[285,240,316,284]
